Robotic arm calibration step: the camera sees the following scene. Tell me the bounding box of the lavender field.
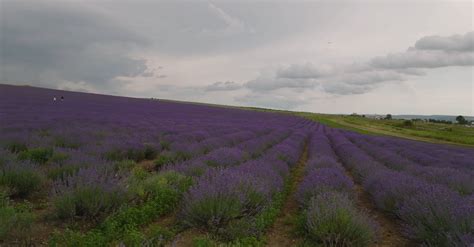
[0,84,473,246]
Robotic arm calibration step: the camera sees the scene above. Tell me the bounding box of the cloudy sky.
[1,0,473,115]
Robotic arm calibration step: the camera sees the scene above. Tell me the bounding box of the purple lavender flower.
[51,167,127,218]
[303,191,378,246]
[202,147,246,168]
[180,168,272,230]
[398,185,473,246]
[297,168,354,206]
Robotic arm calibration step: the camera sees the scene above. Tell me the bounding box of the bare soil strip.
[265,142,309,247]
[168,228,210,247]
[342,169,415,247]
[138,159,156,172]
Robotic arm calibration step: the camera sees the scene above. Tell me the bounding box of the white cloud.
[241,31,473,96]
[235,90,309,110]
[414,31,473,52]
[276,63,336,79]
[245,76,316,92]
[371,50,474,69]
[204,81,242,91]
[322,83,374,95]
[334,70,404,86]
[371,31,474,70]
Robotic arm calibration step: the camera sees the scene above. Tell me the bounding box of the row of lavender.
[50,126,283,220]
[345,133,473,196]
[361,134,474,172]
[326,128,473,246]
[168,120,315,240]
[296,126,378,246]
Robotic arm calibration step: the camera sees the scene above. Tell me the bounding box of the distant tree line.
[410,118,457,124]
[349,113,471,125]
[428,119,452,124]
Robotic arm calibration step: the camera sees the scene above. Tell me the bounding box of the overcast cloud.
[0,1,151,92]
[415,32,474,52]
[0,0,472,115]
[205,81,242,91]
[236,31,473,96]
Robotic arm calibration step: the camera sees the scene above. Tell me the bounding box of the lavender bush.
[133,171,192,201]
[0,193,35,241]
[297,168,354,206]
[0,161,43,197]
[398,185,473,246]
[17,147,54,164]
[51,167,127,219]
[180,169,272,231]
[302,191,377,247]
[202,147,247,168]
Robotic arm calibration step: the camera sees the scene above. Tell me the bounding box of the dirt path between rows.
[265,142,309,247]
[343,169,415,247]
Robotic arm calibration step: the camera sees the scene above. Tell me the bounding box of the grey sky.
[1,0,472,115]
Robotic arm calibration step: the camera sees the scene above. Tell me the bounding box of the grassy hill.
[3,84,473,147]
[295,112,474,146]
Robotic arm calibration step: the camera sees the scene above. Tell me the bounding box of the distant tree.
[456,115,468,125]
[385,114,392,120]
[403,120,413,127]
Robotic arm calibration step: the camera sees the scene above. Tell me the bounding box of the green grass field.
[295,112,474,147]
